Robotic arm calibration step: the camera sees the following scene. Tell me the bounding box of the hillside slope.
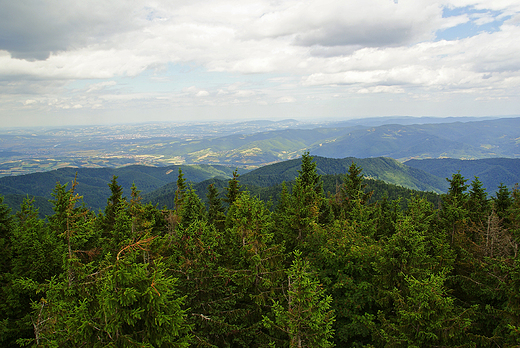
[404,158,520,194]
[142,156,448,210]
[0,164,243,211]
[309,118,520,161]
[238,156,448,193]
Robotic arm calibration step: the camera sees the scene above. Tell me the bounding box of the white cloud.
[196,90,210,97]
[0,0,519,126]
[276,96,296,103]
[86,81,117,93]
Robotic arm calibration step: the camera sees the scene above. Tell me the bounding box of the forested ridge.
[1,154,520,347]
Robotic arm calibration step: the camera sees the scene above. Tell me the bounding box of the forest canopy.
[1,153,520,347]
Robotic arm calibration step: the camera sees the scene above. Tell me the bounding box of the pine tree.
[309,219,378,346]
[179,186,207,229]
[166,218,239,347]
[0,194,13,281]
[175,168,187,214]
[336,162,373,217]
[29,238,192,347]
[373,214,470,347]
[0,197,17,347]
[440,172,469,245]
[494,183,512,224]
[223,192,284,346]
[5,197,63,347]
[224,169,242,207]
[207,182,225,232]
[377,271,472,347]
[103,175,126,231]
[467,176,489,226]
[276,153,324,253]
[264,250,335,348]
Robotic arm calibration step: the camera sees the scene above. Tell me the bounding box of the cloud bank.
[0,0,519,126]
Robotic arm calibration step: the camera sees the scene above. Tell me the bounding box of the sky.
[1,0,519,127]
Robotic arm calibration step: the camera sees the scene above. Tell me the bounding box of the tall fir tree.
[224,169,242,207]
[264,250,335,348]
[175,168,187,214]
[275,152,324,253]
[207,182,226,232]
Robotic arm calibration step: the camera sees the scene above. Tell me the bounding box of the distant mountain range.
[1,116,519,215]
[308,118,520,161]
[1,117,519,177]
[404,158,520,194]
[0,164,242,215]
[143,117,520,165]
[2,155,519,217]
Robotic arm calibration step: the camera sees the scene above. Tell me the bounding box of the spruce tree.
[264,250,335,348]
[468,176,489,226]
[207,182,225,232]
[494,183,512,223]
[276,153,324,253]
[224,169,242,207]
[175,168,187,214]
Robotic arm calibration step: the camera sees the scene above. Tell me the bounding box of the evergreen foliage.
[1,154,520,347]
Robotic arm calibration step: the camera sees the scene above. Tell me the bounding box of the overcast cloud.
[0,0,519,127]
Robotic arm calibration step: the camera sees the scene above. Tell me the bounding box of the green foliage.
[330,161,373,221]
[179,186,207,229]
[308,220,378,347]
[274,153,324,253]
[29,242,191,347]
[2,159,520,347]
[0,194,13,275]
[175,168,187,214]
[263,250,335,348]
[494,183,512,222]
[468,176,490,227]
[2,197,63,347]
[224,169,242,207]
[376,271,473,348]
[207,183,225,232]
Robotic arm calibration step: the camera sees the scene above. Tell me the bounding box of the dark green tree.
[4,197,63,347]
[224,191,284,346]
[440,172,469,245]
[0,194,13,280]
[179,186,207,229]
[335,162,373,217]
[494,183,512,224]
[309,219,378,347]
[28,238,192,347]
[207,183,225,232]
[467,176,489,226]
[224,169,242,207]
[275,153,324,253]
[102,175,126,234]
[373,214,470,347]
[175,168,187,214]
[264,250,335,348]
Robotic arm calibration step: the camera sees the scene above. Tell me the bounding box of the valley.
[1,116,519,177]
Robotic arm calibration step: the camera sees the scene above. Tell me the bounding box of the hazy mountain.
[236,156,448,193]
[0,164,245,212]
[142,156,444,211]
[309,118,520,161]
[404,158,520,194]
[2,117,519,176]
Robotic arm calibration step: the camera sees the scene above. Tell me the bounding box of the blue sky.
[0,0,519,127]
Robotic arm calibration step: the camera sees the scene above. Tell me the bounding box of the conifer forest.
[1,153,520,347]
